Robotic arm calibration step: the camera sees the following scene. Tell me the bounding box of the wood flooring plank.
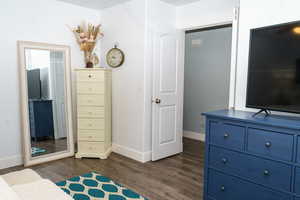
[0,138,204,200]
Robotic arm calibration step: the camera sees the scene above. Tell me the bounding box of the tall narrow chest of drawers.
[75,68,112,159]
[202,109,300,200]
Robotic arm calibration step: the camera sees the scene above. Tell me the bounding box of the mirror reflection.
[25,49,68,157]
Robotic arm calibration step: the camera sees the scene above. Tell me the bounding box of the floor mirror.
[18,41,74,167]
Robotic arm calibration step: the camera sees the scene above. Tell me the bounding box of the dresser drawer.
[208,169,292,200]
[78,106,105,118]
[296,137,300,163]
[77,95,104,106]
[294,168,300,195]
[247,128,293,161]
[78,130,105,142]
[78,142,105,154]
[209,146,292,191]
[77,71,104,82]
[209,121,245,150]
[77,82,105,94]
[78,119,104,130]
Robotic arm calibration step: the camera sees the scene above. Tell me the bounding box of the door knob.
[155,98,161,104]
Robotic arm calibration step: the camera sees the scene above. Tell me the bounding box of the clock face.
[106,48,125,68]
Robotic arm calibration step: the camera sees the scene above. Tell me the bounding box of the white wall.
[0,0,100,169]
[235,0,300,110]
[100,0,148,158]
[100,0,177,162]
[176,0,239,29]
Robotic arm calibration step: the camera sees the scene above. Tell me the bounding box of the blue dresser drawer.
[295,198,300,200]
[247,128,294,161]
[209,121,245,150]
[208,169,292,200]
[209,146,292,191]
[294,167,300,195]
[296,137,300,163]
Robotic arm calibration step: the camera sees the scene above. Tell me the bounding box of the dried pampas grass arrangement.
[69,22,103,68]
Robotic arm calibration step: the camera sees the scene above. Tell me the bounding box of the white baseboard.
[183,130,205,142]
[0,155,23,170]
[112,143,151,163]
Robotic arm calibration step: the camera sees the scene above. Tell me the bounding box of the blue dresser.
[202,109,300,200]
[29,99,54,141]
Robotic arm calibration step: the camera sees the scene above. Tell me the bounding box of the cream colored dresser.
[75,68,112,159]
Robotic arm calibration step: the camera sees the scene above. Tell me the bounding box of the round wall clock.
[106,46,125,68]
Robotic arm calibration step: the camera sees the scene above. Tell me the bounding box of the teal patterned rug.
[56,172,148,200]
[31,147,46,155]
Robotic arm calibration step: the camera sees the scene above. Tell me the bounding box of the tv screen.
[246,21,300,114]
[27,69,41,99]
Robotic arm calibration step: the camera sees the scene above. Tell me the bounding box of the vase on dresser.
[75,68,112,159]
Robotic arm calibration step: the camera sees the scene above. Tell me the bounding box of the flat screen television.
[246,21,300,114]
[27,69,41,99]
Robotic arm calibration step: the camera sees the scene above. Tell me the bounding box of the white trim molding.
[183,130,205,142]
[0,155,23,170]
[112,143,151,163]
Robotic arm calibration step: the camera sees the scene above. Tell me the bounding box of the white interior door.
[152,30,184,161]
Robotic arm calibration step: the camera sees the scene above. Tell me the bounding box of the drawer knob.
[263,170,270,176]
[88,74,92,78]
[220,186,225,191]
[265,142,272,148]
[222,158,228,164]
[224,133,229,138]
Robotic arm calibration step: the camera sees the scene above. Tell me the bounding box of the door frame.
[181,20,237,110]
[181,8,240,111]
[150,8,240,159]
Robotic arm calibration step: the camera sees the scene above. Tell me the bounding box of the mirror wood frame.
[18,41,74,167]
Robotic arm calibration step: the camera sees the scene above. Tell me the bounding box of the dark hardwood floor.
[0,138,204,200]
[32,138,68,157]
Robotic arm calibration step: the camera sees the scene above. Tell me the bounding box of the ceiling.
[58,0,200,10]
[58,0,131,10]
[161,0,200,6]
